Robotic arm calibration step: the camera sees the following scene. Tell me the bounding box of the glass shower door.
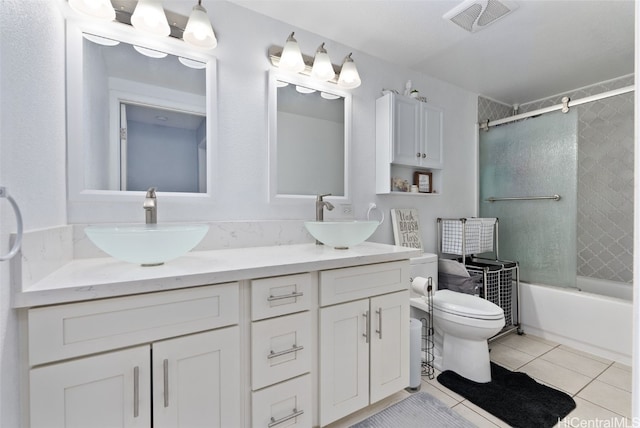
[479,110,577,288]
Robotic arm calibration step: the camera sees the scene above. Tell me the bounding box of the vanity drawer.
[251,273,312,321]
[29,282,239,366]
[252,374,311,428]
[251,312,311,390]
[319,261,410,306]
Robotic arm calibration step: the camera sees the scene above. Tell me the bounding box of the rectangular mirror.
[268,71,351,202]
[66,19,216,221]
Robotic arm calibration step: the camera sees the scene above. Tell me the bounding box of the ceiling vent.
[443,0,518,33]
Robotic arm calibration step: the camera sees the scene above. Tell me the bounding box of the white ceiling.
[225,0,635,106]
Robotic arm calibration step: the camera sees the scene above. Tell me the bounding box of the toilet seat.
[433,290,504,321]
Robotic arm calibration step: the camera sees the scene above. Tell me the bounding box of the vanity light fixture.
[311,43,336,82]
[337,53,361,89]
[69,0,115,21]
[68,0,218,51]
[131,0,170,37]
[279,32,306,73]
[269,34,362,89]
[183,0,218,49]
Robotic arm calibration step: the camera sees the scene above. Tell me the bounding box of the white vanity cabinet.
[27,283,241,428]
[250,273,313,428]
[17,242,421,428]
[318,261,410,426]
[375,92,444,194]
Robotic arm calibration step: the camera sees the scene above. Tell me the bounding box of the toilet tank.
[410,253,438,297]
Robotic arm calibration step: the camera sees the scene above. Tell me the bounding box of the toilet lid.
[433,290,504,320]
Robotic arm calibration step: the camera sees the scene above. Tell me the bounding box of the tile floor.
[326,333,632,427]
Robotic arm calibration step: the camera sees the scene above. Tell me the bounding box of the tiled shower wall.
[478,75,634,284]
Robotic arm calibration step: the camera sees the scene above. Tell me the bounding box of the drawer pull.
[163,359,169,408]
[268,345,304,359]
[133,366,140,418]
[267,291,304,302]
[268,408,304,427]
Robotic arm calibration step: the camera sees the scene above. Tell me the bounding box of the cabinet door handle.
[422,153,426,158]
[133,366,140,418]
[267,345,304,359]
[267,291,303,302]
[163,359,169,408]
[416,152,421,158]
[268,408,304,427]
[362,311,370,344]
[375,307,383,339]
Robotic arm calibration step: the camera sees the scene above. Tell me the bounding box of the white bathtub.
[520,278,633,365]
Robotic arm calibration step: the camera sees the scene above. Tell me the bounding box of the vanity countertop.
[14,242,422,308]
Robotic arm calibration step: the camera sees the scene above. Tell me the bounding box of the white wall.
[1,1,67,426]
[0,0,478,425]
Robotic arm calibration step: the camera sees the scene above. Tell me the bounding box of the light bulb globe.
[184,4,218,49]
[279,33,305,73]
[131,0,170,37]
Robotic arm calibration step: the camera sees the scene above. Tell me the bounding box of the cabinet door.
[319,299,370,426]
[152,327,240,428]
[370,290,410,403]
[392,96,421,166]
[420,103,443,168]
[30,346,151,428]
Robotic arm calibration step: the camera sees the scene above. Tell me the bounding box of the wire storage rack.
[419,282,435,379]
[437,218,522,338]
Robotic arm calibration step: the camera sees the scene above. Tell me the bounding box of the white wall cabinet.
[318,261,410,426]
[30,327,240,428]
[376,92,444,194]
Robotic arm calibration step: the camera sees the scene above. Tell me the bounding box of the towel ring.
[0,187,23,261]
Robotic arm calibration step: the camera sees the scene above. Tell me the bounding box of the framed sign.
[413,171,432,193]
[390,208,423,250]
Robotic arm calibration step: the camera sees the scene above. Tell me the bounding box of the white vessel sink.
[304,221,379,249]
[85,224,209,266]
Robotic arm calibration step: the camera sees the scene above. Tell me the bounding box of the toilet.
[409,254,505,383]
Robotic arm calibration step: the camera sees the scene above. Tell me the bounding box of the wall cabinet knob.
[416,153,421,158]
[422,153,426,158]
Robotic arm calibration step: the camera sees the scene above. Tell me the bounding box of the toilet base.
[441,334,492,383]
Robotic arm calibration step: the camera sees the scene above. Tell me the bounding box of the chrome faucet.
[143,187,157,224]
[316,193,335,222]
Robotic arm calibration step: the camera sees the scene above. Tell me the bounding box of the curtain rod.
[480,85,635,130]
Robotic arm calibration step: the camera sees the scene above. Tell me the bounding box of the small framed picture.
[413,171,432,193]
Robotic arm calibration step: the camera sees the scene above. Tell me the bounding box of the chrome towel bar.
[486,194,561,202]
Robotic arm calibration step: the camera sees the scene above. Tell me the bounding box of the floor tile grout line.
[452,401,502,427]
[573,394,630,420]
[536,352,613,380]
